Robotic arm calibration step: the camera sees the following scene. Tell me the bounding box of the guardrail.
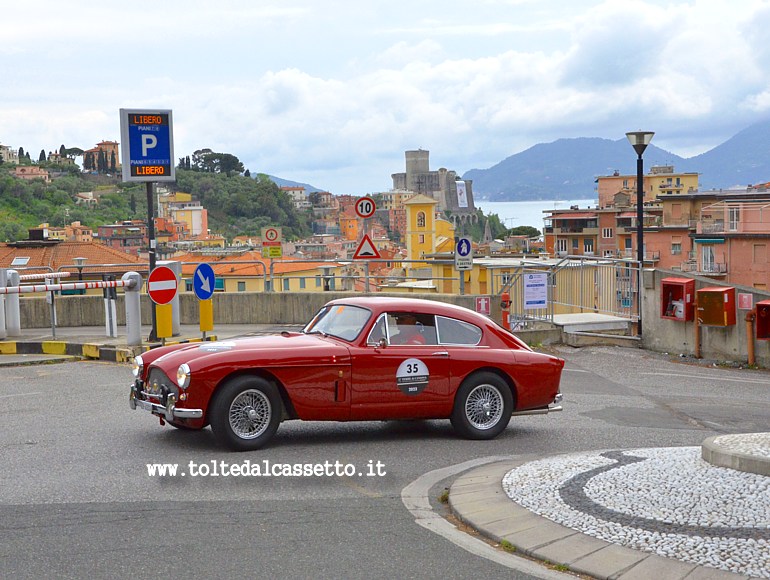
[0,270,144,345]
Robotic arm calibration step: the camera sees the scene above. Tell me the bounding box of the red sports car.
[129,296,564,451]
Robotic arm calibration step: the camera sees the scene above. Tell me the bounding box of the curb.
[702,434,770,477]
[448,459,742,580]
[0,335,218,364]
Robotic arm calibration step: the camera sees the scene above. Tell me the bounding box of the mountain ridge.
[464,119,770,201]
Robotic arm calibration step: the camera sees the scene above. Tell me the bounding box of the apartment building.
[596,165,699,208]
[645,187,770,289]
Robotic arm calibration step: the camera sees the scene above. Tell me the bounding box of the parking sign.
[119,109,175,182]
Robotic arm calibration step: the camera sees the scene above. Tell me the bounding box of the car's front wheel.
[450,372,513,440]
[209,376,282,451]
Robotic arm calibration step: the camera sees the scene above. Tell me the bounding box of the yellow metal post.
[199,299,213,334]
[156,303,173,339]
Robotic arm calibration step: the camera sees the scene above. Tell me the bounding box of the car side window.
[387,312,437,346]
[436,316,482,345]
[367,315,388,344]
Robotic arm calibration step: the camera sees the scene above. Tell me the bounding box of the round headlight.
[131,355,144,378]
[176,363,191,390]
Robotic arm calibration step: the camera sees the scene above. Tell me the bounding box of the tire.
[450,372,513,440]
[209,376,282,451]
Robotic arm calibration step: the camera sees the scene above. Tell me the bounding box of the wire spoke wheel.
[464,384,504,430]
[228,389,272,439]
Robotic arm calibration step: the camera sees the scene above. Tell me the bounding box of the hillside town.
[2,136,770,295]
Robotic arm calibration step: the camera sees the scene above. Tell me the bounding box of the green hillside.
[0,163,312,243]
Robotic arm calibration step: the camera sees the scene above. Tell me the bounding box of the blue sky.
[2,0,770,194]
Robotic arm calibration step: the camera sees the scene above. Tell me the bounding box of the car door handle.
[431,351,449,357]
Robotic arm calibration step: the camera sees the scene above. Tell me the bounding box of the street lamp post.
[626,131,654,335]
[73,257,87,295]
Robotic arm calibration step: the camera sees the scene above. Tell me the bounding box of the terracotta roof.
[0,240,144,277]
[174,251,342,277]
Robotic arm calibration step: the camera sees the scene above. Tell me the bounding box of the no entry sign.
[147,266,178,305]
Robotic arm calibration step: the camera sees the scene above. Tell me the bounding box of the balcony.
[699,220,726,234]
[553,226,599,234]
[681,262,727,276]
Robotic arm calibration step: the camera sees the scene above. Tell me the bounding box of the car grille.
[145,368,179,404]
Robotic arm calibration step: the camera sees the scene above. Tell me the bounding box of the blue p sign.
[120,109,175,182]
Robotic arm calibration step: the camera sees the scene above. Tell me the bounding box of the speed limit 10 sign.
[355,196,376,219]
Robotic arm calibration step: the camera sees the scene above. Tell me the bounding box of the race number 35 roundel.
[396,358,429,395]
[147,266,178,305]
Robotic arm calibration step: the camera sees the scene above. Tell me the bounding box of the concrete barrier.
[16,292,483,328]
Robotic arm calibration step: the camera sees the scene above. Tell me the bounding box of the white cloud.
[2,0,770,192]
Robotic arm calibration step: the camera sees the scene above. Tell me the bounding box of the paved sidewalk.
[0,323,293,364]
[450,438,770,579]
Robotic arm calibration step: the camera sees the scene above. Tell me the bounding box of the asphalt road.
[2,345,770,579]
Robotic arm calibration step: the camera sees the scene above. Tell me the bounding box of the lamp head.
[626,131,655,156]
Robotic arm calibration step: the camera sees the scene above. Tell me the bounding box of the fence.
[0,270,144,344]
[501,255,641,327]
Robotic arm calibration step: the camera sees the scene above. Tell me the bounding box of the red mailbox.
[756,300,770,340]
[696,286,736,327]
[661,277,695,322]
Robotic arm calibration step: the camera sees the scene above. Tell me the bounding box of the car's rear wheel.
[451,372,513,440]
[209,376,282,451]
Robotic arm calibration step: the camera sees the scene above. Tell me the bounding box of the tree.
[64,147,84,158]
[508,225,542,238]
[244,169,251,178]
[110,151,116,173]
[59,144,66,157]
[39,150,47,162]
[18,147,24,158]
[217,153,244,177]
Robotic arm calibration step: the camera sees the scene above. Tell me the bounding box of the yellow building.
[404,194,439,268]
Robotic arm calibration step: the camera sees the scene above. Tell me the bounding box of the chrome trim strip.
[511,393,564,417]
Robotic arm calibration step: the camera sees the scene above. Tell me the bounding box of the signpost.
[261,226,283,258]
[353,234,381,259]
[354,196,376,219]
[119,110,175,183]
[455,236,473,271]
[119,108,175,341]
[147,265,177,340]
[194,263,216,337]
[147,266,178,305]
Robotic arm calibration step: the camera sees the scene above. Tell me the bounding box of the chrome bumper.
[511,393,563,416]
[129,384,203,421]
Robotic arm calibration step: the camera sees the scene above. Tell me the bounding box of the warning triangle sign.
[353,234,381,259]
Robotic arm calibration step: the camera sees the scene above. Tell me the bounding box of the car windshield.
[303,304,372,342]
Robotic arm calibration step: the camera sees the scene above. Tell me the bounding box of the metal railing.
[499,255,641,324]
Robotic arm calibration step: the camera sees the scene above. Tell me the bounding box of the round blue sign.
[193,263,216,300]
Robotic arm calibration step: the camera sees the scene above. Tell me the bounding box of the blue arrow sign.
[193,263,216,301]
